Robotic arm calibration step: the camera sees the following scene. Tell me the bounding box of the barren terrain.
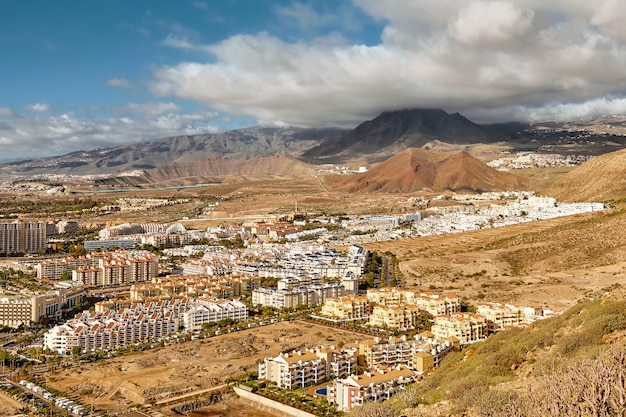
[43,321,363,415]
[366,208,626,311]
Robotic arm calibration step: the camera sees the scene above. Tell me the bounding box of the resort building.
[182,298,248,330]
[44,296,248,354]
[318,295,371,322]
[0,288,85,328]
[366,288,461,316]
[328,365,417,412]
[476,302,547,333]
[258,348,357,390]
[367,304,422,331]
[431,312,488,345]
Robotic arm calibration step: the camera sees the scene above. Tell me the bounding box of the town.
[0,189,594,416]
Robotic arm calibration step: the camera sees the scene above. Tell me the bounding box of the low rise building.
[366,288,460,316]
[328,365,417,411]
[357,334,455,371]
[431,312,487,345]
[368,304,422,331]
[258,347,356,390]
[477,302,547,333]
[44,296,247,354]
[318,295,371,322]
[252,282,344,309]
[182,298,248,329]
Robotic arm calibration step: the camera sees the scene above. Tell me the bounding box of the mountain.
[4,108,625,179]
[97,155,317,187]
[0,127,346,176]
[303,108,524,163]
[332,148,531,193]
[545,148,626,202]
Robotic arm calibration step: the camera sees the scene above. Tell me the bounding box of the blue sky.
[2,0,626,161]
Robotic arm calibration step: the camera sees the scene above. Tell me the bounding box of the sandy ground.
[0,391,21,416]
[44,321,363,415]
[365,209,626,311]
[187,397,277,417]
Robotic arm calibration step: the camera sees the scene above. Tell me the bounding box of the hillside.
[0,127,345,176]
[394,289,626,417]
[303,109,522,163]
[545,148,626,202]
[331,148,531,193]
[117,155,317,187]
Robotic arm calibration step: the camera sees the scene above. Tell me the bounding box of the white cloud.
[107,78,133,88]
[0,107,13,116]
[149,1,626,126]
[275,2,361,33]
[162,34,197,50]
[449,1,534,46]
[0,107,220,161]
[590,0,626,42]
[27,103,50,112]
[126,101,182,116]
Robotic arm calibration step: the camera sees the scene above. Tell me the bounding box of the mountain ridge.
[2,108,626,179]
[302,108,523,163]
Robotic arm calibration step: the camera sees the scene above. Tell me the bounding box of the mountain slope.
[0,127,346,176]
[303,108,519,163]
[405,290,626,417]
[333,148,530,193]
[143,155,315,185]
[545,148,626,202]
[96,155,317,187]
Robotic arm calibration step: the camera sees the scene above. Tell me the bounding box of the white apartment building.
[44,310,178,354]
[252,282,344,309]
[259,348,357,390]
[44,296,248,354]
[329,365,417,412]
[182,298,248,329]
[0,221,46,255]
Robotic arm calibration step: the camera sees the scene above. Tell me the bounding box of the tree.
[71,346,82,357]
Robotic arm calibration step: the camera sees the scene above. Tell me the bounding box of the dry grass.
[45,321,364,414]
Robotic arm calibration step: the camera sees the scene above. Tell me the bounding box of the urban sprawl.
[0,191,604,414]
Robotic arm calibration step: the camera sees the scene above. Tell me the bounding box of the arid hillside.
[399,289,626,417]
[95,155,318,187]
[365,207,626,310]
[331,148,531,193]
[44,321,362,415]
[545,148,626,202]
[141,155,317,185]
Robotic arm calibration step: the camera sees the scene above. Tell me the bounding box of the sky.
[2,0,626,161]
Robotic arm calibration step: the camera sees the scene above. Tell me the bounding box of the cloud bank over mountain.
[3,1,626,160]
[151,0,626,126]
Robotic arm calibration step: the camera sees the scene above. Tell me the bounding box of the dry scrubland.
[366,207,626,310]
[44,321,362,414]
